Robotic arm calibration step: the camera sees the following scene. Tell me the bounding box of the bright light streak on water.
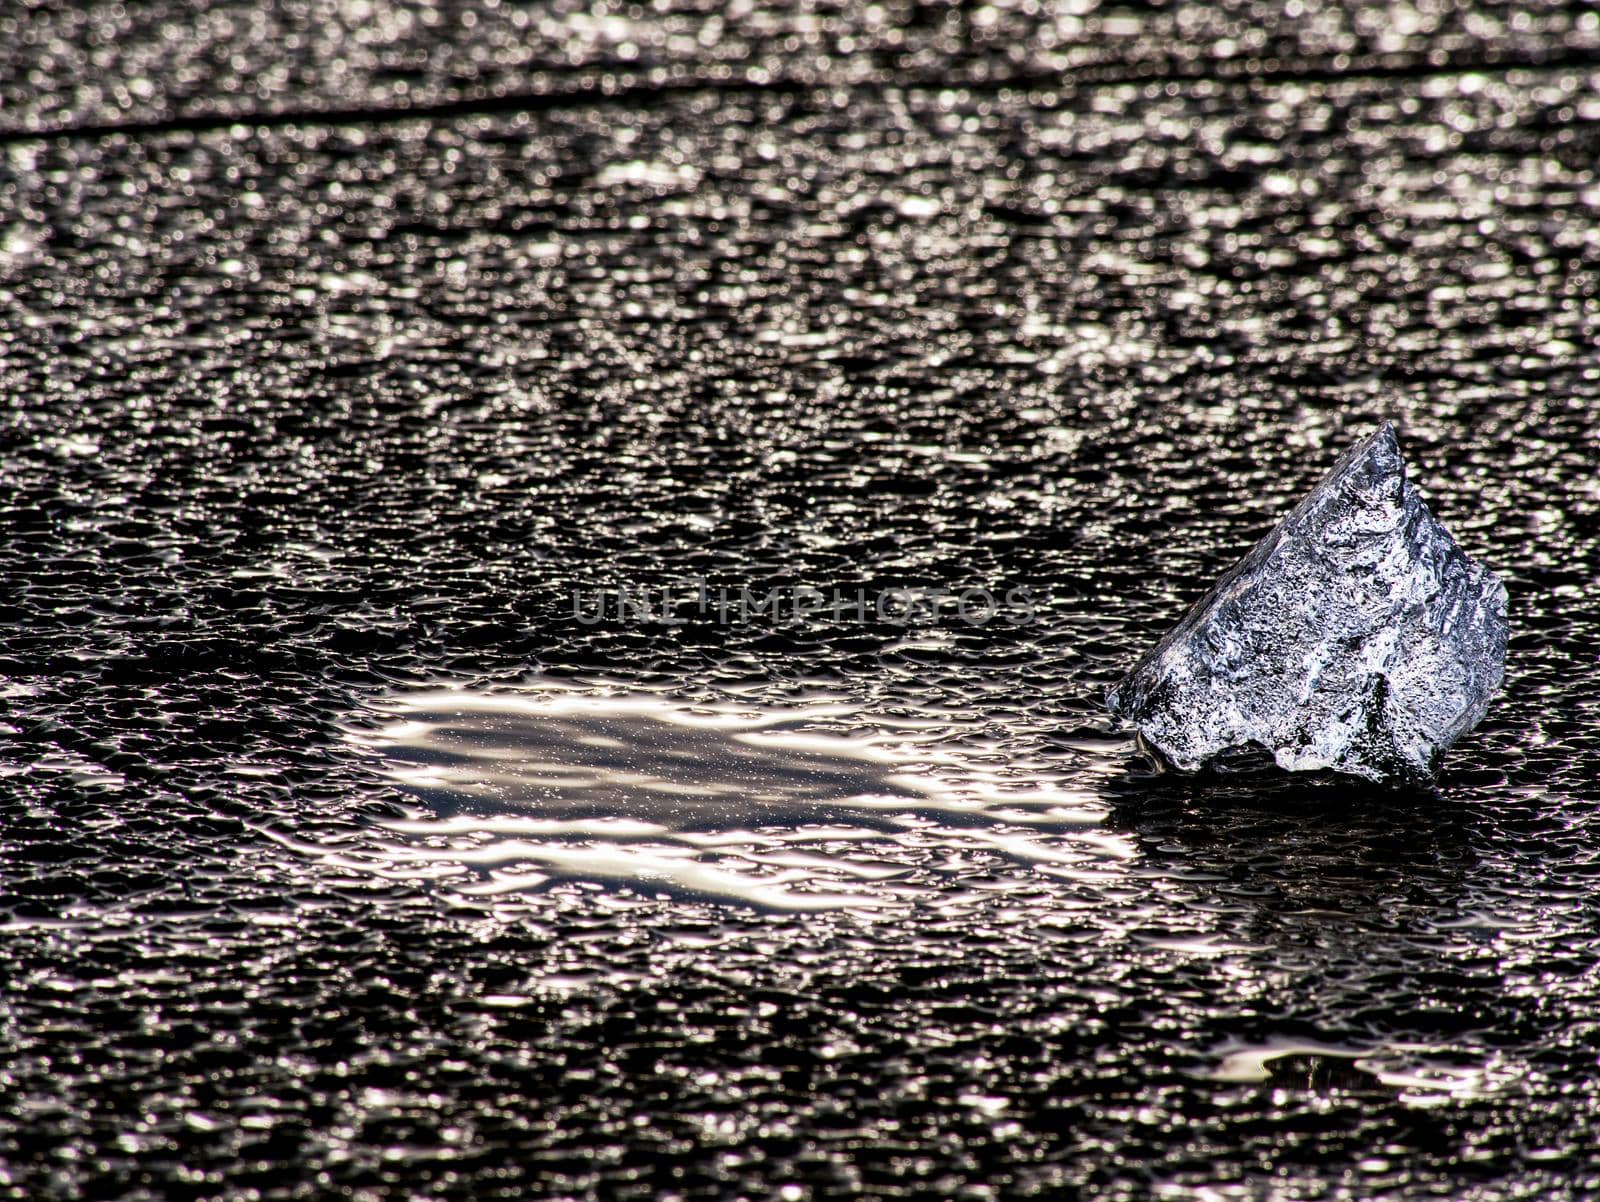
[296,683,1132,912]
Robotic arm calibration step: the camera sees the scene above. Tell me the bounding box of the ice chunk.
[1106,422,1508,784]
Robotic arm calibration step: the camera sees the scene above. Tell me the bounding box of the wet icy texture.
[3,8,1600,1201]
[5,0,1599,136]
[320,684,1127,912]
[1107,422,1509,783]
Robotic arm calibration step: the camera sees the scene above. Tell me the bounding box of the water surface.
[3,21,1598,1199]
[303,683,1128,911]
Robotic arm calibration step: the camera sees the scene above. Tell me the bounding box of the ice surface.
[1107,423,1508,784]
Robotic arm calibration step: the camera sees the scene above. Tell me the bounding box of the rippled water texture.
[3,4,1600,1198]
[314,683,1124,911]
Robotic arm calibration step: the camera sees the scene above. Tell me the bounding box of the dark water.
[3,6,1600,1199]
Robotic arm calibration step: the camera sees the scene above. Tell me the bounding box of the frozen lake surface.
[2,4,1598,1197]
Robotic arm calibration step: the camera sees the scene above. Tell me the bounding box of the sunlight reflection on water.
[314,681,1133,911]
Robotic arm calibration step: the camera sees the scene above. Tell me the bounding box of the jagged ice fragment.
[1106,422,1508,784]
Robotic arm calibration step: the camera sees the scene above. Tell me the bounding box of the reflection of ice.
[302,682,1132,911]
[1205,1038,1516,1107]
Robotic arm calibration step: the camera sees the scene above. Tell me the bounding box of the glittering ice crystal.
[1107,422,1508,785]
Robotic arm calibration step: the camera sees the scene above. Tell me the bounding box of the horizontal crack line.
[2,49,1596,144]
